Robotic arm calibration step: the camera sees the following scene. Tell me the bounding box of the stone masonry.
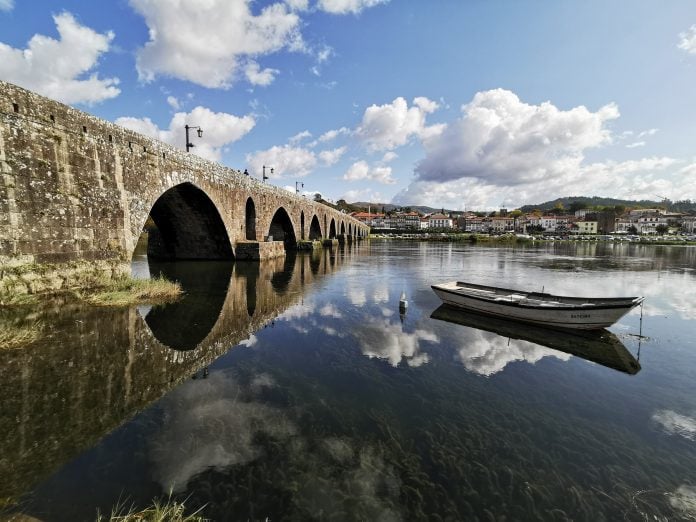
[0,81,369,294]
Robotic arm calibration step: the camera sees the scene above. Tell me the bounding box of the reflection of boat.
[431,281,644,330]
[430,304,641,375]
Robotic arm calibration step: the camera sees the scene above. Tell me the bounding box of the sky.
[2,0,696,210]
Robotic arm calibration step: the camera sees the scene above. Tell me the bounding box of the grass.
[0,320,43,350]
[0,292,39,307]
[97,496,207,522]
[78,276,182,307]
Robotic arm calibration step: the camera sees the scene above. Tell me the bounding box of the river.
[1,241,695,521]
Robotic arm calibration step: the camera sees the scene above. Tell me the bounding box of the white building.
[429,213,453,229]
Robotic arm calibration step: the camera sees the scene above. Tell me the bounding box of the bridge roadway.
[0,81,369,293]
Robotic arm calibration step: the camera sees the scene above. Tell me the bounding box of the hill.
[518,196,696,213]
[350,202,452,214]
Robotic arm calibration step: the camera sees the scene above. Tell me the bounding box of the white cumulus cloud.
[317,0,389,15]
[116,106,255,162]
[289,130,312,144]
[131,0,303,88]
[391,89,696,209]
[0,0,14,12]
[0,12,119,105]
[678,25,696,54]
[416,88,618,185]
[246,145,317,178]
[344,160,395,184]
[318,126,351,143]
[244,60,280,86]
[166,95,180,110]
[318,146,346,166]
[357,96,442,151]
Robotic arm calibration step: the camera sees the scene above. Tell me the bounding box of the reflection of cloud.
[319,303,342,318]
[150,372,296,492]
[278,302,314,321]
[669,485,696,518]
[347,286,367,307]
[372,285,390,304]
[458,331,570,376]
[320,325,341,337]
[295,442,401,521]
[652,410,696,440]
[358,319,437,367]
[239,334,258,347]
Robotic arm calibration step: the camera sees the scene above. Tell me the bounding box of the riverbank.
[0,275,181,350]
[369,232,696,245]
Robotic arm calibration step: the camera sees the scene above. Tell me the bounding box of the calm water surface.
[2,241,696,521]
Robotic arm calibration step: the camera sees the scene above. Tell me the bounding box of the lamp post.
[295,181,304,194]
[262,165,274,183]
[185,124,203,152]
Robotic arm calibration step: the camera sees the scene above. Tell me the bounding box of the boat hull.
[431,283,642,330]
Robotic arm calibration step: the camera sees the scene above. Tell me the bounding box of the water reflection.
[150,371,296,493]
[430,305,641,375]
[0,247,358,509]
[358,318,437,367]
[144,260,233,350]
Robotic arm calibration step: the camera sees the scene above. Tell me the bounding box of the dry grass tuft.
[0,320,43,350]
[79,276,182,307]
[98,496,207,522]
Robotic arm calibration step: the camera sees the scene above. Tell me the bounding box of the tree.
[314,193,322,202]
[655,224,669,235]
[569,201,588,213]
[627,225,638,235]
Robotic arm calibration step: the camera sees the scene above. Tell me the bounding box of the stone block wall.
[0,80,369,293]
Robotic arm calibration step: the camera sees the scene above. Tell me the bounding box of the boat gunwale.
[432,282,644,311]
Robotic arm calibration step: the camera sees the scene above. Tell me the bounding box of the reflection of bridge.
[0,245,360,504]
[0,81,369,287]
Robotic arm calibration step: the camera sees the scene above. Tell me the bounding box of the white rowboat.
[431,281,644,330]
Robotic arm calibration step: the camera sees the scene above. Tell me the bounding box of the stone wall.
[0,81,369,293]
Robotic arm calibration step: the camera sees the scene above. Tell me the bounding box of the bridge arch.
[268,207,297,248]
[300,211,306,240]
[329,218,337,239]
[245,197,257,240]
[340,221,346,235]
[145,182,233,260]
[309,215,322,240]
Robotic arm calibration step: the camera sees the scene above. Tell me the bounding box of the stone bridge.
[0,80,369,293]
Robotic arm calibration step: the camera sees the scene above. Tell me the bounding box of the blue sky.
[2,0,696,210]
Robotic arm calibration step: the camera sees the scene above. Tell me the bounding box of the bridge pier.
[296,240,323,251]
[234,241,286,261]
[322,239,339,248]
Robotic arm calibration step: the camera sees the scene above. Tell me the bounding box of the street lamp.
[295,181,304,194]
[185,124,203,152]
[262,165,274,182]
